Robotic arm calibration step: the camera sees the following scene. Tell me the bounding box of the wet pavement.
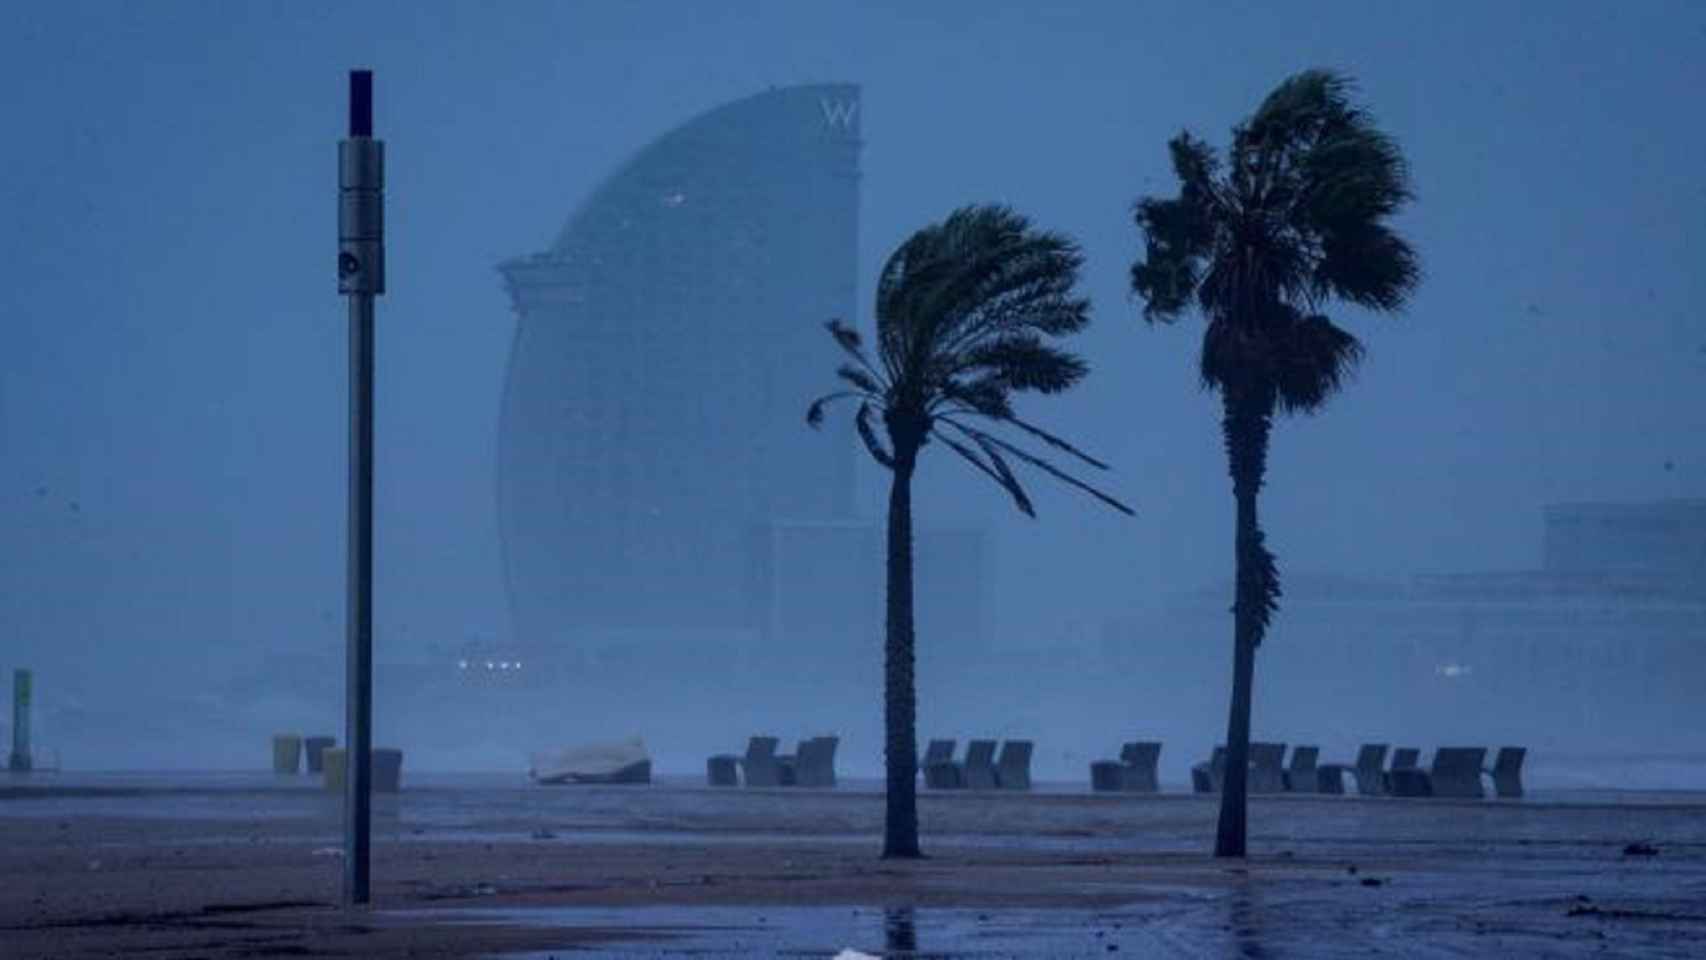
[7,771,1706,957]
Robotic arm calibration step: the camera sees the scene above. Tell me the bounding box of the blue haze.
[1,2,1702,772]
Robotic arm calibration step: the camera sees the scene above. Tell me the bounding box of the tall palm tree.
[809,204,1133,859]
[1129,70,1420,857]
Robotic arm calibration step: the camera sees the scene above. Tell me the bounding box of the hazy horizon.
[3,2,1703,771]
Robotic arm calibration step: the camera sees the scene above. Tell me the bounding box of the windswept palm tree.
[809,204,1133,859]
[1129,70,1420,857]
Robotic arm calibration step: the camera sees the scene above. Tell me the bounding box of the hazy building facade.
[495,85,987,678]
[1103,499,1706,762]
[497,84,862,643]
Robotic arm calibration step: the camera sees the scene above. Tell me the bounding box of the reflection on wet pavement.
[409,885,1706,959]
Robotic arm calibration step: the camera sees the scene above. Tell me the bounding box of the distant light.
[485,661,495,670]
[457,660,468,669]
[662,192,686,207]
[1436,663,1472,678]
[514,662,522,670]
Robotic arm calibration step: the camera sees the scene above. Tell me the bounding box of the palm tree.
[1129,70,1420,857]
[809,204,1133,859]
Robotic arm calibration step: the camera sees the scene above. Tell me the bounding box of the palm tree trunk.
[1214,389,1275,858]
[882,444,923,859]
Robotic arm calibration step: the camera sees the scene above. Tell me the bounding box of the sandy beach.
[3,773,1705,957]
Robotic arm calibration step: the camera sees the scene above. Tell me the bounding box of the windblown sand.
[2,775,1703,957]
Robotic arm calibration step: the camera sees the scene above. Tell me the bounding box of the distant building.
[1103,499,1706,757]
[494,84,984,667]
[1542,499,1706,586]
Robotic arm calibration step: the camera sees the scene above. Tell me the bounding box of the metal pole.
[339,69,383,907]
[344,292,374,905]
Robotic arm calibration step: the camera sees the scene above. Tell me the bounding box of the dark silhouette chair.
[994,740,1033,790]
[706,754,738,786]
[1388,747,1488,799]
[1488,746,1526,799]
[963,739,999,790]
[1123,741,1163,793]
[1382,747,1420,793]
[271,734,302,775]
[1248,742,1288,794]
[1191,746,1227,794]
[304,736,337,775]
[922,739,962,789]
[1317,743,1389,796]
[1092,740,1162,793]
[726,736,783,787]
[791,736,839,788]
[1283,745,1320,792]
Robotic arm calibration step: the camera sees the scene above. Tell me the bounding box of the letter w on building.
[819,98,858,130]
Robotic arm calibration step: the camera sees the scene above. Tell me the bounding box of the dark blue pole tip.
[349,70,373,138]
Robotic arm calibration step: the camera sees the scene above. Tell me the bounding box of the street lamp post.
[338,69,384,907]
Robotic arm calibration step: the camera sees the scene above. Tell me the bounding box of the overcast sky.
[3,1,1703,684]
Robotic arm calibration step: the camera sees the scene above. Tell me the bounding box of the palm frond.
[806,390,860,429]
[1272,313,1364,414]
[1130,138,1219,322]
[938,377,1015,420]
[956,335,1088,395]
[1312,221,1419,312]
[931,427,1036,517]
[825,319,887,382]
[854,402,895,469]
[835,364,884,397]
[995,413,1114,470]
[941,418,1134,515]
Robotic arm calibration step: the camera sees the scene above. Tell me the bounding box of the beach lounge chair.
[792,736,839,788]
[1090,758,1124,792]
[962,739,999,790]
[1487,746,1526,799]
[1317,744,1388,796]
[304,736,337,775]
[1248,742,1288,793]
[706,754,738,786]
[1283,745,1320,793]
[1388,747,1488,799]
[1090,742,1160,793]
[737,736,785,787]
[1191,746,1227,794]
[707,736,776,787]
[1093,742,1160,793]
[994,740,1033,790]
[1115,741,1162,793]
[922,739,962,789]
[271,734,302,775]
[1382,747,1420,793]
